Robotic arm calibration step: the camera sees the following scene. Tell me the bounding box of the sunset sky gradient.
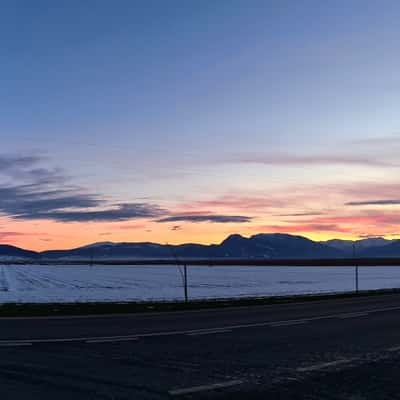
[1,0,400,250]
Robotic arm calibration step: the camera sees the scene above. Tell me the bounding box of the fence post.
[183,264,188,303]
[353,243,359,293]
[90,248,94,267]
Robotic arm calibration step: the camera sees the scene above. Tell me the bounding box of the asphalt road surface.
[3,294,400,399]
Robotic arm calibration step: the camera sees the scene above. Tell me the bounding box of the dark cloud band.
[36,203,165,222]
[157,215,252,223]
[0,154,165,223]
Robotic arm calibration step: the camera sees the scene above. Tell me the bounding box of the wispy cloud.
[119,224,147,230]
[346,199,400,206]
[275,212,324,217]
[0,231,28,240]
[352,135,400,146]
[230,153,393,167]
[302,214,400,225]
[178,195,286,212]
[0,155,43,173]
[0,154,166,223]
[157,214,252,223]
[342,183,400,199]
[256,223,348,233]
[257,211,400,236]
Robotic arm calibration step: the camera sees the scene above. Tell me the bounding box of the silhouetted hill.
[0,245,39,260]
[40,233,344,260]
[1,234,399,261]
[360,240,400,258]
[41,242,218,259]
[323,238,394,255]
[251,233,343,258]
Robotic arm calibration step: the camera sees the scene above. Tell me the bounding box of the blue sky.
[1,1,400,249]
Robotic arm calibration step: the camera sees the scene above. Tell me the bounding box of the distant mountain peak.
[0,244,39,260]
[1,233,400,260]
[220,234,246,244]
[252,233,309,240]
[323,237,395,254]
[80,242,117,249]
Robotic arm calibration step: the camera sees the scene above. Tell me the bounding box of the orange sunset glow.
[1,1,400,252]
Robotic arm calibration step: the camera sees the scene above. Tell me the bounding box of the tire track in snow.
[0,266,9,292]
[10,266,137,292]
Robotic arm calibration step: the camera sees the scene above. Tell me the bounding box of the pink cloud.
[256,223,352,234]
[119,224,146,230]
[302,214,400,225]
[177,195,287,213]
[0,231,28,240]
[232,153,393,167]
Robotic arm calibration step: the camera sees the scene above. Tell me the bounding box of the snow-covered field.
[1,264,400,303]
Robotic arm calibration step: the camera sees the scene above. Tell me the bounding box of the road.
[2,294,400,398]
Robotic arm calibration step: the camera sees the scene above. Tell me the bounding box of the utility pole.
[353,242,359,293]
[183,264,188,303]
[90,248,94,267]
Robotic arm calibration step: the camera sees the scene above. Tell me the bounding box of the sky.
[1,0,400,250]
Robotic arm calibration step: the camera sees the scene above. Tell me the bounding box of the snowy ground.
[1,264,400,303]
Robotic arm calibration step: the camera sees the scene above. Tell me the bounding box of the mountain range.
[0,233,399,261]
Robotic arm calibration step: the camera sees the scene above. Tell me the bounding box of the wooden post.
[184,264,188,302]
[353,243,359,293]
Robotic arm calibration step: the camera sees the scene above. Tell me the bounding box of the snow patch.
[0,265,399,304]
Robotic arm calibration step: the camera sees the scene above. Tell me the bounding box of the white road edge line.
[3,295,400,321]
[2,305,400,345]
[297,359,355,372]
[270,319,308,327]
[0,342,32,347]
[169,380,243,396]
[387,346,400,352]
[187,329,232,336]
[0,335,140,345]
[338,312,369,319]
[2,302,400,322]
[85,337,139,344]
